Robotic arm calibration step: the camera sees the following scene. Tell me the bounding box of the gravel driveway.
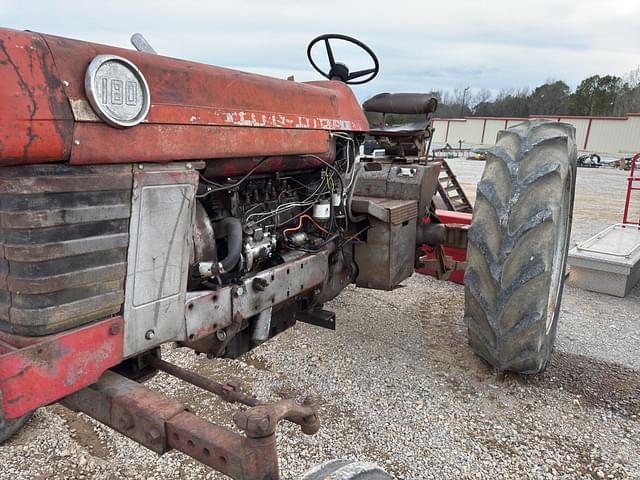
[0,161,638,480]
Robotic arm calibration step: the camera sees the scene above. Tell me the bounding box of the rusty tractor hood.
[0,28,369,166]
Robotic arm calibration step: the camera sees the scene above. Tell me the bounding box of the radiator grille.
[0,164,133,336]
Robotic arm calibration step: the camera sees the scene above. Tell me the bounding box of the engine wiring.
[300,152,348,232]
[245,135,356,233]
[330,131,359,192]
[198,135,364,257]
[196,156,274,198]
[244,173,328,227]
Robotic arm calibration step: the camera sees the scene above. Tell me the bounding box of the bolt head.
[118,414,134,431]
[109,324,121,336]
[256,417,271,434]
[216,330,227,341]
[245,414,272,437]
[145,428,161,444]
[145,329,155,340]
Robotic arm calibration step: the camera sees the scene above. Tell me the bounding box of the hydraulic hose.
[216,217,243,273]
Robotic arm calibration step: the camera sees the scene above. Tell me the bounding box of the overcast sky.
[2,0,639,101]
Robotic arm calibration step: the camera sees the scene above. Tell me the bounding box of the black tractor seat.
[362,92,438,160]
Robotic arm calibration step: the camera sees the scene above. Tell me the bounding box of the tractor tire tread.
[464,119,576,374]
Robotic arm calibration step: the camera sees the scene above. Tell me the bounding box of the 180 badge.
[85,55,150,128]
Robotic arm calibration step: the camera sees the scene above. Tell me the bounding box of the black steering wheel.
[307,34,379,85]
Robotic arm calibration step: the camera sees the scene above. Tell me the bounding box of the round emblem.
[84,55,150,128]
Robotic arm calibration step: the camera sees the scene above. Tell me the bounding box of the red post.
[622,153,640,225]
[583,118,593,150]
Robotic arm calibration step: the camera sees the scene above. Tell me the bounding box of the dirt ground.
[0,160,638,480]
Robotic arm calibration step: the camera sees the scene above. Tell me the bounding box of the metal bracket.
[234,397,320,438]
[418,244,467,281]
[295,309,336,330]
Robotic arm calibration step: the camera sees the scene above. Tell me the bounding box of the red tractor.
[0,29,576,479]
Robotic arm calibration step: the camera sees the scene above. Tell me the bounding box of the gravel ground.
[0,161,638,480]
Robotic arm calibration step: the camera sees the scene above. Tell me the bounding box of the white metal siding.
[587,116,640,154]
[447,120,483,145]
[560,118,590,149]
[432,119,448,143]
[429,114,640,154]
[483,120,505,145]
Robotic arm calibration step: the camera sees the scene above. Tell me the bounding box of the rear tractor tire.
[301,460,394,479]
[0,412,33,444]
[464,119,577,374]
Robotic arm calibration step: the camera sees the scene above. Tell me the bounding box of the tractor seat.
[363,93,438,115]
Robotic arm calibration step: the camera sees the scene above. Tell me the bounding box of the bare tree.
[472,88,493,107]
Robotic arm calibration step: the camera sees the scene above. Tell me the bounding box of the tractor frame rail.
[61,361,320,480]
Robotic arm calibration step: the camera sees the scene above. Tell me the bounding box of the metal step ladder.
[436,160,473,213]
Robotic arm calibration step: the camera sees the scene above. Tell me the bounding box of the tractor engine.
[183,140,364,359]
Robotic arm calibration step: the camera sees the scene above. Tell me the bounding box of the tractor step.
[436,160,473,213]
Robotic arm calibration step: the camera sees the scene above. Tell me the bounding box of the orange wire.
[283,214,330,237]
[283,215,305,237]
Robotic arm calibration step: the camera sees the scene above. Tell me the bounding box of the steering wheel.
[307,34,379,85]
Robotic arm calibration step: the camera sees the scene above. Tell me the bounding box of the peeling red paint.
[0,29,73,165]
[0,317,123,419]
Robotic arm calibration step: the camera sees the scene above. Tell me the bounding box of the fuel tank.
[0,28,368,166]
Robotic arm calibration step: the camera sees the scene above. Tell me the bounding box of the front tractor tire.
[464,120,577,374]
[0,413,32,444]
[301,460,393,479]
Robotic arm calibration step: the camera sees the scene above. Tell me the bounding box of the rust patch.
[0,37,38,159]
